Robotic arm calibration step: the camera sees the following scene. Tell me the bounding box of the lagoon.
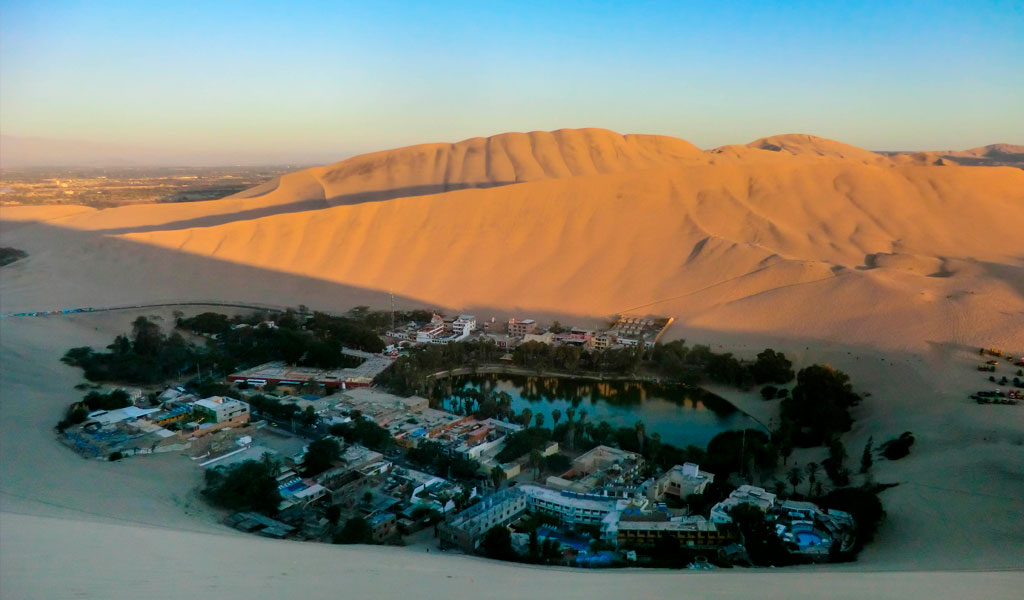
[440,374,761,448]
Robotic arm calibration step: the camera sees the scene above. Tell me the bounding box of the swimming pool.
[795,531,824,546]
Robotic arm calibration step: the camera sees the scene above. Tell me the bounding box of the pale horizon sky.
[2,1,1022,165]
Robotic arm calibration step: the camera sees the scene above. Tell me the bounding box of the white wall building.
[192,396,250,424]
[710,485,777,524]
[452,315,477,337]
[519,484,645,527]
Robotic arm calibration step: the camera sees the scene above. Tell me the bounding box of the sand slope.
[3,129,1022,351]
[2,130,1023,596]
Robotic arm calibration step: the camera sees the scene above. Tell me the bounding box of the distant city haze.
[1,1,1022,166]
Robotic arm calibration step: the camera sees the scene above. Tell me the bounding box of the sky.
[1,0,1022,165]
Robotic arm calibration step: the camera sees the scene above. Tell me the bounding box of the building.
[368,512,398,542]
[228,354,393,391]
[709,485,777,524]
[85,406,160,426]
[519,484,644,528]
[521,331,555,345]
[588,333,614,351]
[439,487,528,551]
[648,463,715,501]
[277,475,327,510]
[146,406,192,428]
[546,445,645,494]
[483,333,518,350]
[333,388,469,447]
[415,315,446,343]
[615,515,735,549]
[609,315,674,343]
[507,318,537,337]
[192,396,250,424]
[452,315,477,337]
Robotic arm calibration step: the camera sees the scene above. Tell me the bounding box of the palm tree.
[787,466,803,495]
[535,413,545,429]
[805,462,820,497]
[520,408,533,428]
[551,409,562,428]
[634,421,646,453]
[490,465,506,489]
[566,407,576,451]
[529,449,544,481]
[772,479,787,498]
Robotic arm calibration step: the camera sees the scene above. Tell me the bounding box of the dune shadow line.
[95,182,520,235]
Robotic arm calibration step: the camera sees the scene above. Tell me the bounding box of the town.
[51,307,904,568]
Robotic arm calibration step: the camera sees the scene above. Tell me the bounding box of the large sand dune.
[2,129,1023,596]
[6,128,1020,350]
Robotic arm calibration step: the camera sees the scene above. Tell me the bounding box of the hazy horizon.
[2,1,1022,167]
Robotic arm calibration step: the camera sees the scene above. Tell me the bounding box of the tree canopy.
[781,365,860,446]
[203,458,281,515]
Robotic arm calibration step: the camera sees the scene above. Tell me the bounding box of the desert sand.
[1,129,1022,597]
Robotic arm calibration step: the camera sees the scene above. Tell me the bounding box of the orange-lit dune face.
[2,129,1023,350]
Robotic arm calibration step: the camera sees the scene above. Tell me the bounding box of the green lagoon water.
[441,374,760,448]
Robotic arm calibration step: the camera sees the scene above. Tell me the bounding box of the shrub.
[880,432,915,460]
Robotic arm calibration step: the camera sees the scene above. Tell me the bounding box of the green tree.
[551,409,562,427]
[805,462,820,497]
[751,348,795,384]
[490,465,506,489]
[787,466,804,495]
[860,437,874,474]
[730,503,793,566]
[131,316,165,356]
[300,405,319,427]
[634,420,647,453]
[335,516,373,544]
[302,438,341,477]
[203,459,282,515]
[481,525,516,560]
[782,365,860,446]
[529,449,544,480]
[534,413,545,429]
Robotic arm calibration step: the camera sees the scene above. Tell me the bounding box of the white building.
[709,485,777,524]
[452,315,477,337]
[192,396,250,424]
[439,488,528,551]
[648,463,715,501]
[519,484,645,528]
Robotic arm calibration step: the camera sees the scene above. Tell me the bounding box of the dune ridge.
[3,128,1023,351]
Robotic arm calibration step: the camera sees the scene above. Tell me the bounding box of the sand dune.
[3,128,1022,351]
[2,129,1023,596]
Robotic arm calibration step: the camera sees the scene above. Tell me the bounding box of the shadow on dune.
[93,197,332,235]
[978,259,1024,299]
[323,181,518,207]
[0,219,586,325]
[0,219,437,315]
[91,181,520,236]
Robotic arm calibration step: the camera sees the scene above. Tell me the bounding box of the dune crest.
[3,128,1023,350]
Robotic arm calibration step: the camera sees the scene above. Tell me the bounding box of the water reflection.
[440,374,755,448]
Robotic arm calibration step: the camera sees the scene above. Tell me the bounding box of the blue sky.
[1,0,1021,163]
